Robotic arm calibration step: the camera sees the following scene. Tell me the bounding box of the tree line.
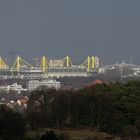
[27,81,140,136]
[0,81,140,139]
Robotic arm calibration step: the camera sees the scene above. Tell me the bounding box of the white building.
[0,83,27,93]
[27,79,61,91]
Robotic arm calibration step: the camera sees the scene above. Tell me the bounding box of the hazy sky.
[0,0,140,65]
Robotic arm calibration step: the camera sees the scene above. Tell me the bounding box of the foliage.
[121,125,137,140]
[0,105,26,140]
[40,130,58,140]
[27,81,140,136]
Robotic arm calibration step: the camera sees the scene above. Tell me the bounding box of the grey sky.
[0,0,140,65]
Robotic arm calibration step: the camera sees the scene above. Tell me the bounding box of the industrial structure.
[0,55,100,79]
[99,61,140,77]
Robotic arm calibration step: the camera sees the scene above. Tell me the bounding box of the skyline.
[0,0,140,65]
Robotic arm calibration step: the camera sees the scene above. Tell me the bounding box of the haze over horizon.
[0,0,140,65]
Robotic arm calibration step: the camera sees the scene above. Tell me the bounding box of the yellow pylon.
[40,56,49,72]
[0,57,8,69]
[66,56,72,67]
[91,56,95,69]
[87,56,91,71]
[11,56,33,72]
[80,56,91,71]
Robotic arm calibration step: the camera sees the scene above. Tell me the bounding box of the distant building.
[0,83,27,93]
[27,79,61,91]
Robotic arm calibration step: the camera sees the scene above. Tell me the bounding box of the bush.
[40,131,58,140]
[58,132,71,140]
[121,125,137,140]
[86,136,100,140]
[0,105,26,140]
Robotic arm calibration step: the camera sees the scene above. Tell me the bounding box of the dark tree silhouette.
[27,81,140,136]
[40,131,58,140]
[0,105,26,140]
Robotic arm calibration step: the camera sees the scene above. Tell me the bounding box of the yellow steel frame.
[40,56,49,72]
[0,57,8,69]
[11,56,33,72]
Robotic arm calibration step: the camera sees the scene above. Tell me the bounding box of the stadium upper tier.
[0,56,100,78]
